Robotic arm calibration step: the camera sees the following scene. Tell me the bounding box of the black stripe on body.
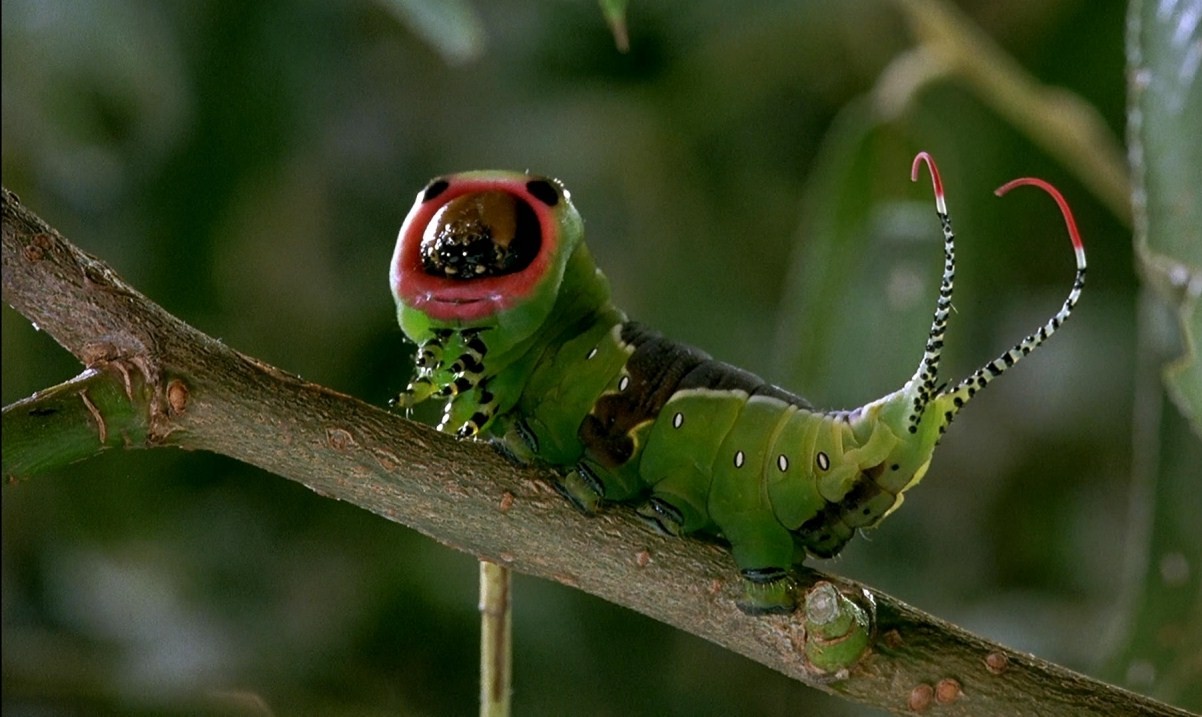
[578,322,811,469]
[624,323,812,407]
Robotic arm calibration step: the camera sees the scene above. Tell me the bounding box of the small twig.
[479,561,512,717]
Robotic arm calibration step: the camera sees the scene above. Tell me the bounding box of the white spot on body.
[586,347,598,360]
[618,376,630,392]
[816,452,830,471]
[734,450,745,469]
[777,455,789,472]
[672,412,684,429]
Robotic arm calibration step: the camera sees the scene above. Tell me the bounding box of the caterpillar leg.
[398,328,494,419]
[635,486,707,538]
[492,417,539,465]
[434,381,499,438]
[555,462,604,514]
[414,331,448,369]
[392,374,439,409]
[443,329,488,396]
[449,384,499,438]
[739,568,796,615]
[636,497,686,537]
[392,330,454,409]
[725,520,798,614]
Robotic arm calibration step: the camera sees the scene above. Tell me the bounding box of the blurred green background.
[3,1,1197,715]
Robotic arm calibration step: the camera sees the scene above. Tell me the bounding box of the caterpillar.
[389,153,1086,614]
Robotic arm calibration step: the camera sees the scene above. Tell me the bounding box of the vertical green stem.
[479,560,511,717]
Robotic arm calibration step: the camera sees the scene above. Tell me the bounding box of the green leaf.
[599,0,631,53]
[379,0,486,65]
[1128,0,1202,433]
[1103,1,1202,710]
[770,102,920,406]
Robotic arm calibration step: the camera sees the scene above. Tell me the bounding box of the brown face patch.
[420,190,541,279]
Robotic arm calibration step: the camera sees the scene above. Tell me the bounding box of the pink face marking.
[391,175,564,322]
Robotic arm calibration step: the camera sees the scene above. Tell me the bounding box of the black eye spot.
[526,179,559,207]
[423,179,450,202]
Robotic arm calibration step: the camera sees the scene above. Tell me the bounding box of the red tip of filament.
[911,151,944,201]
[995,177,1084,251]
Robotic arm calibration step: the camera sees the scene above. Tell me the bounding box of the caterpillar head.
[867,153,1087,507]
[391,172,585,354]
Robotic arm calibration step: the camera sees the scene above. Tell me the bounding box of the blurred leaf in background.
[1101,0,1202,710]
[3,0,1196,714]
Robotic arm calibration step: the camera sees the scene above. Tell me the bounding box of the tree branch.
[3,186,1191,716]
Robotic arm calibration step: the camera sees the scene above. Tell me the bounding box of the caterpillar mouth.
[430,295,489,305]
[419,285,504,302]
[413,290,507,320]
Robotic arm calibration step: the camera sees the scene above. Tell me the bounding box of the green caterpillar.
[389,153,1086,614]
